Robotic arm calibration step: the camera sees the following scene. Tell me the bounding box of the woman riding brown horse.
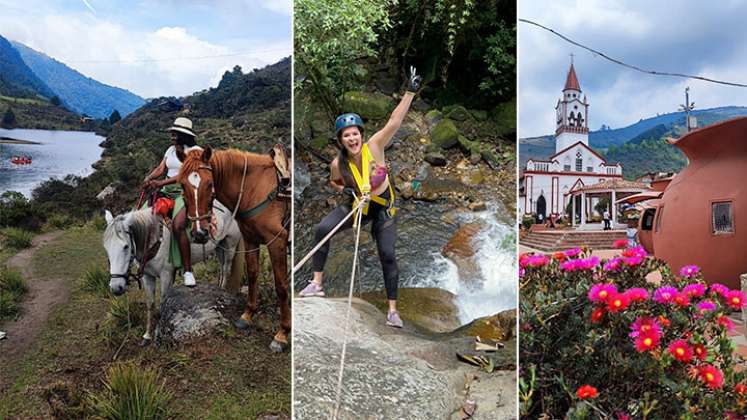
[176,145,291,351]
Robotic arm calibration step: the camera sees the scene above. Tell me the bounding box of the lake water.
[0,128,104,197]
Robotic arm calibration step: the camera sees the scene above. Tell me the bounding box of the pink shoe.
[299,282,325,297]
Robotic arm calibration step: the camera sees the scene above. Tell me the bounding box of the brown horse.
[177,145,291,352]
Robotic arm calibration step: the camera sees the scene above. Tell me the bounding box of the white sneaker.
[183,271,196,287]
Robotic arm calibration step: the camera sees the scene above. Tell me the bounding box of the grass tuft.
[100,296,145,345]
[3,228,32,249]
[0,266,27,320]
[81,266,111,298]
[88,362,172,420]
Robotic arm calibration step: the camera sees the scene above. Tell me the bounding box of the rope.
[231,156,249,220]
[291,199,367,274]
[332,202,365,419]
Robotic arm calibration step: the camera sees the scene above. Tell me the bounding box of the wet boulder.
[445,105,471,122]
[360,287,460,333]
[425,109,443,129]
[442,223,484,282]
[156,284,243,344]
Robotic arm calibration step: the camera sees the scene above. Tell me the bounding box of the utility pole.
[679,87,696,132]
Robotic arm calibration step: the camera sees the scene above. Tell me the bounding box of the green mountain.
[32,57,291,218]
[0,34,55,99]
[520,106,747,176]
[12,41,145,118]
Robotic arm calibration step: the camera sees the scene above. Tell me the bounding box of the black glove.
[342,187,357,199]
[407,66,422,92]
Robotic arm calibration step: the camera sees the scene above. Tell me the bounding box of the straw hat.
[168,117,196,137]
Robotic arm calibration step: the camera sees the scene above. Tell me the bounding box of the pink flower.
[622,245,647,259]
[725,290,746,310]
[629,316,662,339]
[564,247,582,258]
[525,254,550,268]
[710,283,730,297]
[653,286,678,304]
[579,256,600,270]
[697,364,724,389]
[560,259,579,272]
[682,284,705,298]
[613,239,628,249]
[588,284,617,303]
[623,288,649,302]
[603,257,622,272]
[717,315,735,332]
[634,331,660,352]
[622,256,643,266]
[519,267,525,278]
[679,265,700,278]
[696,300,717,314]
[672,292,690,307]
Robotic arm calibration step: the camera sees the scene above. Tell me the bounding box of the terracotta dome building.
[648,117,747,289]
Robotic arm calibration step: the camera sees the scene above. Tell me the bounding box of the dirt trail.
[0,231,66,390]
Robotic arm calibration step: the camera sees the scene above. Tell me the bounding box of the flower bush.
[519,246,747,419]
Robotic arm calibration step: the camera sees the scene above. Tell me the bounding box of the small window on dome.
[655,206,664,232]
[712,201,734,234]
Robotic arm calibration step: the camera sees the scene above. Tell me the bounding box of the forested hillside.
[0,35,55,100]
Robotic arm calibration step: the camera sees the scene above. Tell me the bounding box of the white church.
[520,62,623,220]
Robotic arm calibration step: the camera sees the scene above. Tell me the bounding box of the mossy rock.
[446,105,471,122]
[470,109,488,121]
[481,149,502,168]
[431,119,459,149]
[458,135,482,155]
[462,309,516,341]
[425,109,442,128]
[360,287,460,333]
[493,98,516,135]
[341,91,393,120]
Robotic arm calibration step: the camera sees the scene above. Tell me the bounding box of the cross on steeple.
[570,53,575,65]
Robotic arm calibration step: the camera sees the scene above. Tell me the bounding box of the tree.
[1,108,17,128]
[294,0,394,118]
[50,95,61,106]
[109,110,121,124]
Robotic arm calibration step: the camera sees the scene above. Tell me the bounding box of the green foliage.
[0,191,41,230]
[81,266,111,298]
[0,266,27,320]
[109,109,121,124]
[1,107,17,128]
[46,213,74,230]
[594,197,610,216]
[3,227,33,249]
[294,0,393,117]
[520,248,747,418]
[88,362,172,420]
[604,137,688,180]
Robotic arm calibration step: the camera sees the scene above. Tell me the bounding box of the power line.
[519,18,747,88]
[65,48,291,64]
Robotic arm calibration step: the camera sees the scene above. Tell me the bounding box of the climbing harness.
[347,144,396,222]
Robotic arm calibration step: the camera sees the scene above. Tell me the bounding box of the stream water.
[0,128,104,197]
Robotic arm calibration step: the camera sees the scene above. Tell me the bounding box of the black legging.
[312,195,398,300]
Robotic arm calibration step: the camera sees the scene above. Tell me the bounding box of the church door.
[536,195,547,221]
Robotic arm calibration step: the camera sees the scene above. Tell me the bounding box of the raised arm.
[368,66,421,152]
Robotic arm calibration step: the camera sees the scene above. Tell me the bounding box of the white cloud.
[0,7,290,98]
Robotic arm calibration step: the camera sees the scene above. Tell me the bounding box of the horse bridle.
[186,163,217,224]
[109,228,141,288]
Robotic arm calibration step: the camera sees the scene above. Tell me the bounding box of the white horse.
[103,201,242,345]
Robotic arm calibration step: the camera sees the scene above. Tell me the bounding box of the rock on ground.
[157,284,243,344]
[294,297,516,420]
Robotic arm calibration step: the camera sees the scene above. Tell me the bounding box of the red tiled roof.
[564,63,581,91]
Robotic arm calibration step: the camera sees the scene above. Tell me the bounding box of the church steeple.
[555,59,589,153]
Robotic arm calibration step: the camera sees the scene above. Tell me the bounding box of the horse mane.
[178,148,274,182]
[103,208,158,252]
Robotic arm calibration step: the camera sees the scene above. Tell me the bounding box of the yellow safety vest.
[348,143,396,217]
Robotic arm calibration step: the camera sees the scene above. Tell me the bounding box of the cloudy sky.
[0,0,291,98]
[519,0,747,138]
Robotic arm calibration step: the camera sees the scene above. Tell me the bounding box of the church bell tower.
[555,59,589,153]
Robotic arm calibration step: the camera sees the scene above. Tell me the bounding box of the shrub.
[519,247,747,418]
[0,267,27,320]
[3,228,33,249]
[89,362,172,420]
[81,266,111,298]
[0,191,41,230]
[521,216,534,230]
[46,213,74,230]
